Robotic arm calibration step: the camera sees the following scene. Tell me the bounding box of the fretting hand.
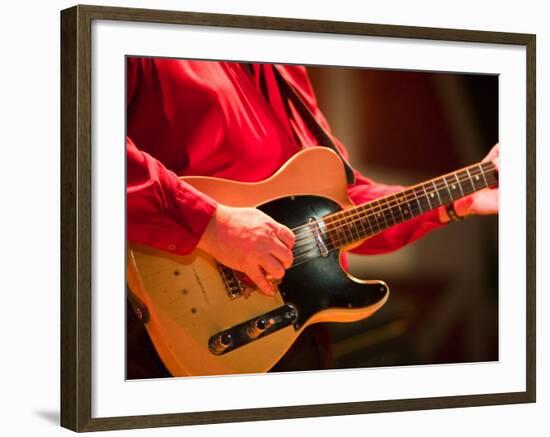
[441,143,499,221]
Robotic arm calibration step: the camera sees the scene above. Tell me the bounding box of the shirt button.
[168,243,176,251]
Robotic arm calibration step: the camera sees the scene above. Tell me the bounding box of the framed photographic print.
[60,4,536,432]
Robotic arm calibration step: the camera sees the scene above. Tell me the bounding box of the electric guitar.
[127,147,498,377]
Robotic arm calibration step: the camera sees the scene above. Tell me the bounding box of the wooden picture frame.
[60,4,536,432]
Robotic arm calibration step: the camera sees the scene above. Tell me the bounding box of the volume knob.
[247,318,274,339]
[209,332,233,354]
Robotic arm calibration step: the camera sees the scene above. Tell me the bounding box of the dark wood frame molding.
[60,4,536,432]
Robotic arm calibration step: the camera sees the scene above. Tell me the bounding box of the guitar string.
[295,164,502,256]
[289,168,498,264]
[290,161,495,240]
[292,161,496,238]
[224,162,497,292]
[288,170,498,269]
[288,163,497,260]
[289,167,497,262]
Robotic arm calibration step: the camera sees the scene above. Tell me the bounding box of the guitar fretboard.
[322,161,498,249]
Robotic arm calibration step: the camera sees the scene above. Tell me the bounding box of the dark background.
[307,66,499,368]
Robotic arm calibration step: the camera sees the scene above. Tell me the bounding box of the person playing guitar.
[126,58,499,378]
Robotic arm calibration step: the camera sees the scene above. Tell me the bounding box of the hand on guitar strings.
[197,204,295,296]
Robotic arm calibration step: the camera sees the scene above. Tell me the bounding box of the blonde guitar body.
[127,147,389,377]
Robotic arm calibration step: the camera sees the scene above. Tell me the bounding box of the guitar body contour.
[127,147,389,377]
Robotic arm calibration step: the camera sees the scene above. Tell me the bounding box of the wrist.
[438,205,451,224]
[439,198,472,224]
[197,203,221,253]
[453,197,473,218]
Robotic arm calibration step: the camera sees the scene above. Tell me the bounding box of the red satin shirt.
[126,58,444,259]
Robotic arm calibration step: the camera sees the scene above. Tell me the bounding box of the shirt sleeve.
[126,136,218,255]
[283,65,447,255]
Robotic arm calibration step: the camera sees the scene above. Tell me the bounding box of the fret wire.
[412,187,424,214]
[365,215,375,236]
[372,213,382,234]
[387,198,399,225]
[416,185,431,213]
[482,163,498,186]
[363,214,376,235]
[399,190,413,217]
[447,174,460,201]
[434,178,450,205]
[369,205,383,234]
[422,184,433,209]
[347,211,357,243]
[432,180,443,206]
[389,187,418,220]
[398,193,413,220]
[391,196,404,222]
[386,193,408,225]
[342,210,352,244]
[479,163,489,186]
[374,199,387,228]
[335,213,347,245]
[338,210,349,245]
[466,168,476,192]
[373,199,389,230]
[405,196,414,217]
[454,172,465,197]
[361,196,391,238]
[383,200,395,226]
[381,194,394,222]
[348,210,358,244]
[395,193,406,221]
[402,192,414,217]
[350,211,361,242]
[442,175,453,202]
[459,170,474,195]
[327,216,343,247]
[473,167,486,190]
[385,193,404,223]
[342,210,353,244]
[324,219,338,248]
[355,213,368,239]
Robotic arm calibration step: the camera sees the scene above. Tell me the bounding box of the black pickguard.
[258,195,388,328]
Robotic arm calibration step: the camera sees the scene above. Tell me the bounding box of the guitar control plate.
[208,304,299,355]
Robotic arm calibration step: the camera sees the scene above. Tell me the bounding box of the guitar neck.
[323,161,499,248]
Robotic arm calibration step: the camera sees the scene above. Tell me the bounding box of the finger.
[483,143,499,162]
[248,265,275,296]
[259,254,286,281]
[271,223,295,249]
[269,240,294,269]
[492,157,500,172]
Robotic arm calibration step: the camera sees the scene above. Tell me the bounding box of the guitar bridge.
[218,263,246,299]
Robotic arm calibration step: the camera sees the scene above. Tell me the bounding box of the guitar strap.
[272,65,356,185]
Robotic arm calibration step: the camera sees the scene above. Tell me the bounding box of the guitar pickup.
[309,217,329,257]
[208,304,299,355]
